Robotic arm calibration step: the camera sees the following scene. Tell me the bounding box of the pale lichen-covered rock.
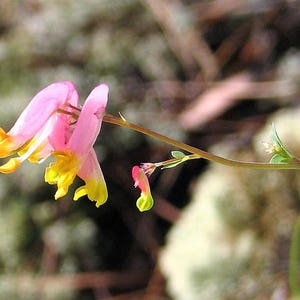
[160,108,300,300]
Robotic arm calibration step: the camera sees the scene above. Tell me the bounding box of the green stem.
[154,154,199,168]
[103,114,300,170]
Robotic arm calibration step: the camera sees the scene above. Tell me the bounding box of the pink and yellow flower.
[0,81,109,208]
[0,81,78,173]
[132,165,154,212]
[45,84,109,207]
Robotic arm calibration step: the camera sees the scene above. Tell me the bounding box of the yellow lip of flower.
[74,148,108,207]
[0,121,56,174]
[74,178,108,208]
[45,150,80,199]
[136,192,154,212]
[0,133,41,173]
[0,157,21,174]
[0,128,16,158]
[45,149,108,206]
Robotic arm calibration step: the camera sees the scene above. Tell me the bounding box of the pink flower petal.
[9,81,78,147]
[68,84,108,156]
[132,165,149,193]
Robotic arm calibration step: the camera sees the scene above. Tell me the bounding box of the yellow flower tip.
[95,194,108,208]
[54,187,68,200]
[73,180,108,208]
[0,158,21,174]
[0,128,9,143]
[0,130,15,158]
[44,163,59,184]
[136,192,154,212]
[73,186,87,201]
[44,150,79,201]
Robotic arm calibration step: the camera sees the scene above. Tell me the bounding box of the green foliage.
[161,151,189,169]
[171,150,186,159]
[269,124,294,163]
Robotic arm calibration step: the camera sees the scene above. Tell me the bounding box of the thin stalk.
[56,109,79,119]
[103,114,300,170]
[154,154,199,168]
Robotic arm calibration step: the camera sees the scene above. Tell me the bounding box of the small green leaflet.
[171,151,186,158]
[269,124,293,163]
[270,154,291,163]
[162,151,189,169]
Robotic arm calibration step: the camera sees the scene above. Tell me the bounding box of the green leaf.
[171,151,186,159]
[269,123,293,163]
[270,154,290,163]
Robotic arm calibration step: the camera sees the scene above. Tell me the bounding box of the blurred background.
[0,0,300,299]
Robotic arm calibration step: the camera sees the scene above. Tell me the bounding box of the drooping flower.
[0,81,78,173]
[132,165,154,212]
[45,84,109,207]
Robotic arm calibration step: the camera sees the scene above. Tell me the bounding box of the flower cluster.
[0,81,108,207]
